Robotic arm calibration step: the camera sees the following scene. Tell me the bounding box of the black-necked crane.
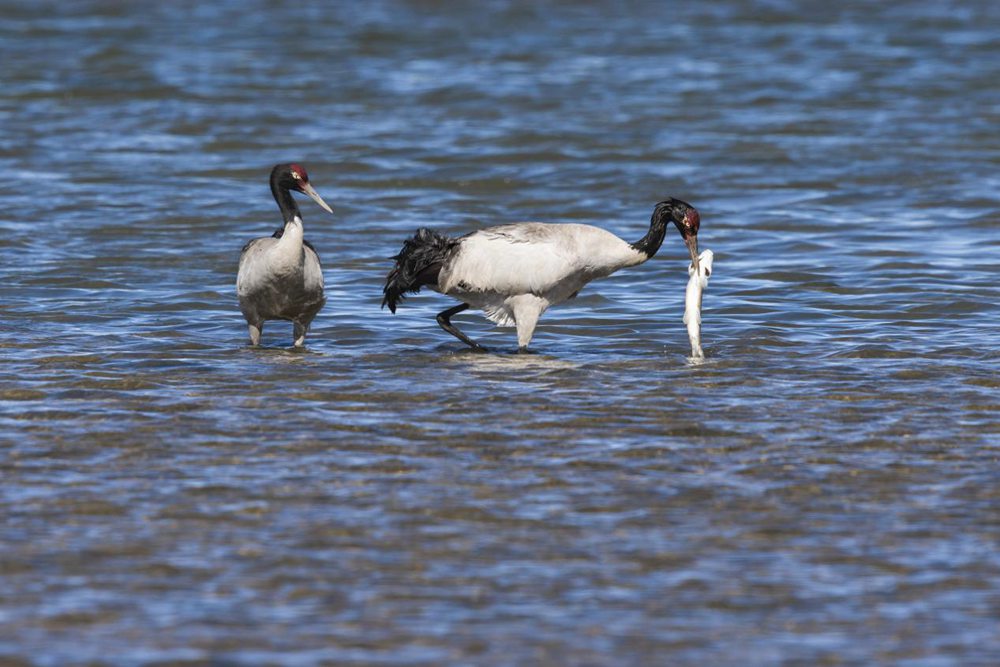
[381,198,701,352]
[236,163,333,347]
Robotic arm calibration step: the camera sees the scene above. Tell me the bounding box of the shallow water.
[1,1,999,664]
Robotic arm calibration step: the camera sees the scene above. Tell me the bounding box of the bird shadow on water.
[451,340,721,374]
[448,348,585,374]
[238,343,322,361]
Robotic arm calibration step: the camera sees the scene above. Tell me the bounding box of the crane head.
[656,198,700,272]
[272,163,334,214]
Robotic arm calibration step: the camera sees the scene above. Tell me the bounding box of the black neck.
[271,176,301,224]
[630,207,670,259]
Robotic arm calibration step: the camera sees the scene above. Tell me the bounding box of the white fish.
[683,249,714,358]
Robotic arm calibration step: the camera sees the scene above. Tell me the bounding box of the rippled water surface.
[2,1,999,664]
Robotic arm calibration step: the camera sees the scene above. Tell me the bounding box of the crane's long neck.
[271,179,305,264]
[271,179,302,225]
[629,210,669,261]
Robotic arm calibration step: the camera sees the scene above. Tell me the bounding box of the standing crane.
[237,163,333,347]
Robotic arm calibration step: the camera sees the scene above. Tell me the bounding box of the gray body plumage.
[237,217,325,347]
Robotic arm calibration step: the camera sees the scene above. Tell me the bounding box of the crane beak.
[686,235,700,274]
[301,182,333,214]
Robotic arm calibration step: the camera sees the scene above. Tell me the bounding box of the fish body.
[683,249,714,358]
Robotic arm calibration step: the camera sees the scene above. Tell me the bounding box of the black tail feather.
[382,228,458,313]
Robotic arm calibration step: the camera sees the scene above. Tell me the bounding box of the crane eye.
[291,171,302,180]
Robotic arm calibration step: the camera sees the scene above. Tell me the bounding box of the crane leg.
[248,322,262,346]
[293,321,307,348]
[436,303,486,352]
[511,295,544,353]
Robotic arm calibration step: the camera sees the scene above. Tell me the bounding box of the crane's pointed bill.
[301,183,333,213]
[686,235,700,273]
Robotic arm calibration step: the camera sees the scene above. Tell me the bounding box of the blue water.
[1,1,998,664]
